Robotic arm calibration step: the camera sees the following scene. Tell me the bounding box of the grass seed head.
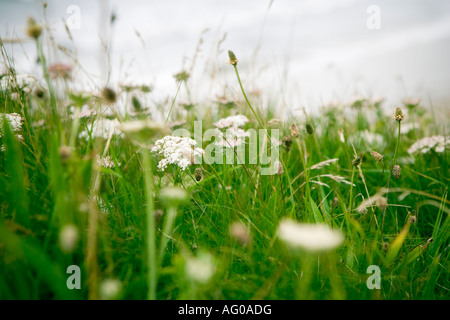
[230,222,251,246]
[393,164,401,179]
[282,135,292,151]
[306,123,314,135]
[370,150,383,163]
[290,123,299,138]
[59,145,72,161]
[352,156,362,167]
[26,17,42,39]
[101,87,117,104]
[394,107,405,122]
[195,167,203,182]
[376,197,388,212]
[228,50,238,66]
[332,196,339,208]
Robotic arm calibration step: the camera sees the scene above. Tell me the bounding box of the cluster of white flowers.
[96,155,119,169]
[74,108,96,119]
[152,135,204,171]
[1,113,24,152]
[0,113,23,137]
[215,127,250,148]
[407,135,449,154]
[79,118,121,140]
[185,252,215,284]
[213,114,249,129]
[277,219,344,252]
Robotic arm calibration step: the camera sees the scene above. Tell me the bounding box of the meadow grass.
[0,23,449,300]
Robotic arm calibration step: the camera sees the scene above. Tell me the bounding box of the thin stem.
[233,65,264,129]
[143,150,157,300]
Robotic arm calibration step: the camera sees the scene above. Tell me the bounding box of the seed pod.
[352,156,361,167]
[102,87,117,104]
[290,123,299,138]
[306,123,314,135]
[195,167,203,182]
[282,135,292,151]
[230,222,251,246]
[274,160,284,176]
[376,197,388,212]
[59,145,72,161]
[332,196,339,208]
[408,215,417,224]
[26,17,42,39]
[394,107,405,122]
[370,151,383,163]
[228,50,238,66]
[131,95,142,112]
[393,164,401,179]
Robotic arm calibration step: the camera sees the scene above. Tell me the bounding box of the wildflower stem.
[348,167,356,211]
[232,65,264,129]
[165,79,184,125]
[143,150,157,300]
[393,121,402,163]
[158,206,177,263]
[36,39,61,136]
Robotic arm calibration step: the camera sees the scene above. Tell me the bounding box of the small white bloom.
[215,127,250,148]
[274,159,283,175]
[277,219,344,252]
[213,114,249,129]
[407,136,449,154]
[152,135,204,171]
[99,279,122,300]
[96,155,119,169]
[0,113,23,137]
[185,252,215,283]
[59,224,79,253]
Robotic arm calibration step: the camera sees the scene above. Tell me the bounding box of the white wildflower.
[213,114,249,129]
[99,279,122,300]
[0,113,23,137]
[59,224,79,253]
[215,127,250,148]
[152,135,204,171]
[407,136,449,154]
[274,159,284,175]
[185,252,215,283]
[79,118,121,140]
[277,219,344,252]
[96,155,119,169]
[77,108,96,119]
[400,123,415,134]
[338,128,345,143]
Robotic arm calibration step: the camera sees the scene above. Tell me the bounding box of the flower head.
[152,135,204,171]
[215,127,250,148]
[228,50,238,66]
[213,114,249,129]
[0,113,23,137]
[277,219,344,252]
[407,136,449,154]
[394,107,405,122]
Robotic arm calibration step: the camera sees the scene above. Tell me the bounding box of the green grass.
[0,31,449,300]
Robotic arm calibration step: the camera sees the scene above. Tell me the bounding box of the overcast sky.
[1,0,450,116]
